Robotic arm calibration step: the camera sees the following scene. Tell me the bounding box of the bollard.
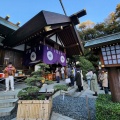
[86,95,91,120]
[63,92,65,101]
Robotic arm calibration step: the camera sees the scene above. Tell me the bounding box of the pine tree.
[25,63,50,87]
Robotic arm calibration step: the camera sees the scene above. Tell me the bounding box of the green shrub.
[96,94,120,120]
[37,94,46,100]
[78,56,95,79]
[45,80,54,85]
[25,77,45,84]
[25,77,45,87]
[54,85,68,91]
[17,63,52,100]
[17,86,40,100]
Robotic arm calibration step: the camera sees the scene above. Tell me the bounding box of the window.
[103,56,107,60]
[118,59,120,64]
[117,54,120,59]
[111,50,115,54]
[110,46,115,50]
[113,60,117,64]
[107,56,111,60]
[116,50,120,54]
[104,61,108,64]
[108,60,112,64]
[101,48,105,51]
[102,52,106,55]
[106,47,110,51]
[112,55,116,59]
[115,45,120,49]
[107,51,110,55]
[101,45,120,65]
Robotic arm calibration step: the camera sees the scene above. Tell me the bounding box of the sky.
[0,0,120,27]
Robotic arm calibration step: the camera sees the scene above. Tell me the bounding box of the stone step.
[66,86,78,96]
[0,95,17,100]
[11,118,16,120]
[0,89,21,100]
[0,99,18,108]
[0,107,14,117]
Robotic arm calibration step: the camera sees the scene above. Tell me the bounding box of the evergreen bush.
[54,85,68,91]
[45,80,54,85]
[17,63,52,100]
[17,86,40,100]
[78,56,95,79]
[96,94,120,120]
[25,63,49,87]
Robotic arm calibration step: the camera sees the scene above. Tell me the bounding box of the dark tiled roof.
[3,10,85,55]
[84,32,120,48]
[0,17,19,36]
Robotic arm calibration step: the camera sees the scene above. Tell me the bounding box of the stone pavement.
[80,86,111,98]
[81,88,99,98]
[11,112,76,120]
[50,112,76,120]
[40,80,66,93]
[40,80,88,96]
[9,81,110,120]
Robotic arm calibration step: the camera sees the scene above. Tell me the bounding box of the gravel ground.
[52,95,96,120]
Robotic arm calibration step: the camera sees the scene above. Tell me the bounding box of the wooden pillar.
[99,51,104,65]
[108,67,120,102]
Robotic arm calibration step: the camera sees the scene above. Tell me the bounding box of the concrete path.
[12,111,76,120]
[50,112,75,120]
[39,80,66,92]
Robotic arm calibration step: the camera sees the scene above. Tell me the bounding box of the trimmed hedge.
[96,94,120,120]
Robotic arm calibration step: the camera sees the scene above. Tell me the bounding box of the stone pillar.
[108,67,120,102]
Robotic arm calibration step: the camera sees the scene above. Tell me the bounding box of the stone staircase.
[0,91,18,120]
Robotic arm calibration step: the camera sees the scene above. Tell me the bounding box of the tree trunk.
[108,67,120,102]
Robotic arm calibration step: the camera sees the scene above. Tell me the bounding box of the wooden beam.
[65,43,79,48]
[57,33,64,47]
[45,37,64,49]
[56,34,57,43]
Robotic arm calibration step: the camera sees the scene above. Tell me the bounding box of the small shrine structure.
[85,32,120,102]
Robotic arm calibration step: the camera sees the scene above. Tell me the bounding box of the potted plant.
[17,87,53,120]
[17,63,52,120]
